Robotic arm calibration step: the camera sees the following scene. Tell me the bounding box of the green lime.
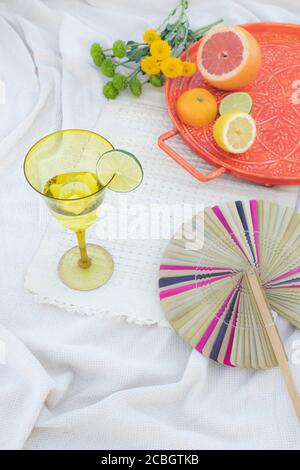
[97,149,143,193]
[219,92,253,115]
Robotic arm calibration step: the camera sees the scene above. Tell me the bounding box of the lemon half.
[213,111,256,154]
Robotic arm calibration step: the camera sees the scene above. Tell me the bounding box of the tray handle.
[158,129,226,182]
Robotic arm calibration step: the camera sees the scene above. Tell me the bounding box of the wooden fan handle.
[245,269,300,421]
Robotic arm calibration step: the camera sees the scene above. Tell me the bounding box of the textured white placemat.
[25,88,298,326]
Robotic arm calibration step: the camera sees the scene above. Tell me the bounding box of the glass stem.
[76,230,91,269]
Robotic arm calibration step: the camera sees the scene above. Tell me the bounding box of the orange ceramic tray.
[158,23,300,185]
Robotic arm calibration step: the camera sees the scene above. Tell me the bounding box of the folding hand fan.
[159,200,300,419]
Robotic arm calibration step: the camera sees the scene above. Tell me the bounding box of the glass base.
[58,243,114,291]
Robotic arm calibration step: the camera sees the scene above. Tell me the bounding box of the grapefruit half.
[197,26,261,91]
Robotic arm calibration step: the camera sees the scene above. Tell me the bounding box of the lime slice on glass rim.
[219,92,252,115]
[97,149,143,192]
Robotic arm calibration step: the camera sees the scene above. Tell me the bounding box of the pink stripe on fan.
[195,288,236,352]
[266,265,300,285]
[223,293,240,367]
[212,206,246,255]
[160,265,198,271]
[250,200,260,268]
[268,284,300,289]
[159,274,231,300]
[160,265,235,271]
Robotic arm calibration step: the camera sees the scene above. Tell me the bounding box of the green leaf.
[165,31,177,43]
[127,46,148,63]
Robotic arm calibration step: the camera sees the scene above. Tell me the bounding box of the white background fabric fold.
[0,0,300,450]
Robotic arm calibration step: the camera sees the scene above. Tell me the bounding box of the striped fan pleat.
[159,200,300,369]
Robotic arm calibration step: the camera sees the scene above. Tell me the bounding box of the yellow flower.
[143,29,161,45]
[160,57,183,78]
[181,61,196,77]
[150,40,171,61]
[141,56,161,75]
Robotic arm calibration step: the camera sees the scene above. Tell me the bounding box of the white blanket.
[0,0,300,450]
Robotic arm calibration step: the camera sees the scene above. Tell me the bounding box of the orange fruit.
[197,26,261,91]
[176,88,217,127]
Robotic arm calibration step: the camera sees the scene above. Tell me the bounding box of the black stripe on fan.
[209,289,239,363]
[159,271,233,288]
[235,201,256,263]
[267,276,300,287]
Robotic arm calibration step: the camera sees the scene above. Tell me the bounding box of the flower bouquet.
[90,0,222,99]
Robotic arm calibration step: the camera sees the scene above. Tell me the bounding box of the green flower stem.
[127,42,147,47]
[184,44,189,61]
[178,2,187,24]
[164,17,183,36]
[105,42,146,52]
[115,59,131,67]
[119,63,136,70]
[127,67,140,80]
[102,51,114,58]
[159,0,187,33]
[158,0,183,31]
[182,25,189,59]
[193,18,223,36]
